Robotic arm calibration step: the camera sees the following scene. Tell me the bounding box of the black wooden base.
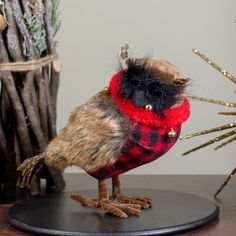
[8,189,219,235]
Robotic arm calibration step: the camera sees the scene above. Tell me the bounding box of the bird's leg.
[70,179,140,218]
[98,179,141,218]
[112,176,152,209]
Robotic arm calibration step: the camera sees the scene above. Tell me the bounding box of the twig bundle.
[0,0,64,201]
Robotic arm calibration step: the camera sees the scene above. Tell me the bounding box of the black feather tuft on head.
[119,58,187,115]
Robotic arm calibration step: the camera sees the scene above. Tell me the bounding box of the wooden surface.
[1,174,236,236]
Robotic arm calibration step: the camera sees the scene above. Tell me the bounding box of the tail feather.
[17,155,44,188]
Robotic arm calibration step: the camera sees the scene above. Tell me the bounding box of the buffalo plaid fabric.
[89,122,181,180]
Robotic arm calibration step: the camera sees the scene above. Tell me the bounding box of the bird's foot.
[100,199,141,218]
[115,194,152,209]
[70,193,141,218]
[70,193,99,208]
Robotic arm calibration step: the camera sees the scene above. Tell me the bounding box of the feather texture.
[44,91,130,172]
[119,58,188,115]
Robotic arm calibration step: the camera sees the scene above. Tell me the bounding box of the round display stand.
[8,189,219,235]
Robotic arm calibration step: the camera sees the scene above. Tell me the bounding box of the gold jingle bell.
[168,128,176,138]
[103,86,109,92]
[145,104,153,111]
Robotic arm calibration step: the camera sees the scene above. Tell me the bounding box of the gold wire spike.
[218,111,236,116]
[214,135,236,150]
[182,129,236,156]
[180,122,236,140]
[192,49,236,84]
[188,95,236,108]
[214,166,236,197]
[183,46,236,197]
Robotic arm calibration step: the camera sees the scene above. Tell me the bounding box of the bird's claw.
[100,199,141,218]
[116,194,152,209]
[70,193,99,208]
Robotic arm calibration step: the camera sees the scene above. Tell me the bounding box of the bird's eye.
[131,80,140,87]
[155,91,163,98]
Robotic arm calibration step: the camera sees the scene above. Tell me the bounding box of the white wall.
[57,0,236,174]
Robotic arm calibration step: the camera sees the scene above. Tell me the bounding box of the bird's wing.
[44,92,129,172]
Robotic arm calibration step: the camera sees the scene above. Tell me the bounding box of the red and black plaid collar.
[109,72,190,128]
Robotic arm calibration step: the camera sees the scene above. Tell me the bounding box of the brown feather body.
[44,91,130,172]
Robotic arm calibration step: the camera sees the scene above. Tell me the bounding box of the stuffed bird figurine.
[18,45,190,218]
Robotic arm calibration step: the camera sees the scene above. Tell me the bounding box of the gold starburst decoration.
[181,48,236,198]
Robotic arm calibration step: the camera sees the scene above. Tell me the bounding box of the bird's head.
[119,57,189,115]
